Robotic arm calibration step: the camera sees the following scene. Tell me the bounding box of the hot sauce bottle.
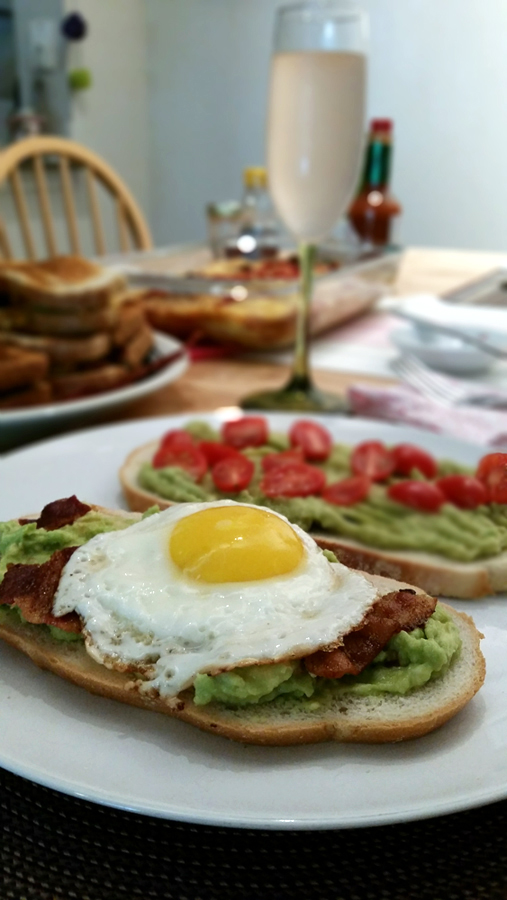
[347,118,402,247]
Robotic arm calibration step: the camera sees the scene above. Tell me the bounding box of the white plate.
[391,323,493,375]
[0,332,188,452]
[0,413,505,830]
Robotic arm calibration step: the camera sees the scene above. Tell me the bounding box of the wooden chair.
[0,135,153,260]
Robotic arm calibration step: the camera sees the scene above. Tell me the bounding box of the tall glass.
[241,1,368,412]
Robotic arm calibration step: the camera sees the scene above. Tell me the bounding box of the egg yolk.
[169,506,305,583]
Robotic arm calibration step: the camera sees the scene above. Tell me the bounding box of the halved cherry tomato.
[261,463,326,498]
[289,420,333,462]
[392,443,438,479]
[476,453,507,503]
[322,475,371,506]
[387,480,446,512]
[221,416,269,449]
[211,455,255,493]
[158,429,195,452]
[198,441,243,467]
[261,448,304,472]
[152,444,208,481]
[436,474,488,509]
[351,440,395,482]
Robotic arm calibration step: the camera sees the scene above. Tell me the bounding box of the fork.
[391,354,507,408]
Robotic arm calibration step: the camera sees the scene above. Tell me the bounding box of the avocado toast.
[0,496,484,745]
[120,416,507,599]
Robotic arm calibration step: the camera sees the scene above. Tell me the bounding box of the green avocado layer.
[138,422,506,563]
[0,509,141,578]
[193,604,461,706]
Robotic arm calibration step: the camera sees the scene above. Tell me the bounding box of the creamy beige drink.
[267,51,366,242]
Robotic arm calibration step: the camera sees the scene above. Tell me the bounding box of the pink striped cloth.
[347,383,507,447]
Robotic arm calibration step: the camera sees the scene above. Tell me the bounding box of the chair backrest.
[0,135,153,260]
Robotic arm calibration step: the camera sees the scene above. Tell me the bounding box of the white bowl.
[391,323,494,375]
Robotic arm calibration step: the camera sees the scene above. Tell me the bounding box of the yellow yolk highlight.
[169,506,305,583]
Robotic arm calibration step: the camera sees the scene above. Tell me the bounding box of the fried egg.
[53,501,378,699]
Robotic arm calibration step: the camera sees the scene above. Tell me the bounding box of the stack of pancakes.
[0,256,155,408]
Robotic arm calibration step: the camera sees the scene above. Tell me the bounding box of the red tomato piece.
[387,480,446,513]
[476,453,507,503]
[351,440,395,482]
[221,416,269,449]
[158,429,195,451]
[198,441,243,467]
[261,463,326,498]
[152,444,208,481]
[436,474,488,509]
[322,475,371,506]
[392,443,438,479]
[289,420,333,462]
[211,454,255,493]
[261,448,305,472]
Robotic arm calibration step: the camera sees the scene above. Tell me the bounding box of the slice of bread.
[0,599,484,745]
[0,256,127,310]
[51,363,131,400]
[118,325,154,368]
[2,304,118,337]
[0,343,49,392]
[0,330,112,366]
[119,440,507,599]
[313,533,507,600]
[0,380,52,408]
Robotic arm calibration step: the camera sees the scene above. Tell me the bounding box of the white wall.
[145,0,277,245]
[145,0,507,253]
[365,0,507,251]
[67,0,150,221]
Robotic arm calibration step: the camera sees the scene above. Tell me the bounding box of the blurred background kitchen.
[1,0,505,253]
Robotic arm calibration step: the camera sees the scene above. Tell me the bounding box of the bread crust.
[0,601,485,745]
[119,441,507,600]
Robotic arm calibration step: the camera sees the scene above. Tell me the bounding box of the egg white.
[53,501,378,699]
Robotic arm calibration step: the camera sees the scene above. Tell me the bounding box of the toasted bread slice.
[111,300,147,347]
[51,363,131,400]
[0,597,485,745]
[119,440,507,600]
[0,379,52,408]
[0,330,112,366]
[118,325,154,368]
[0,256,127,311]
[0,343,49,392]
[2,304,119,337]
[313,534,507,600]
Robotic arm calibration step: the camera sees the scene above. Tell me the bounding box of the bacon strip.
[304,590,437,678]
[0,547,82,633]
[34,496,91,531]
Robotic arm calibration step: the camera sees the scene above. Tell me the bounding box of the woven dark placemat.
[2,766,507,900]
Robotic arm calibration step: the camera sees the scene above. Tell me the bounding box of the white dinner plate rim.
[0,411,503,830]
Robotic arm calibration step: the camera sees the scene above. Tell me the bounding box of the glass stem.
[286,242,316,392]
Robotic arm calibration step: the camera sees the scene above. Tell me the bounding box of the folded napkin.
[348,382,507,447]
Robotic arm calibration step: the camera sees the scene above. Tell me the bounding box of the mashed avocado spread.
[193,605,461,706]
[138,421,507,563]
[0,508,461,704]
[0,508,140,578]
[0,508,144,643]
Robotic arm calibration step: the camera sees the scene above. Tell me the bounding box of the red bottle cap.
[371,118,393,133]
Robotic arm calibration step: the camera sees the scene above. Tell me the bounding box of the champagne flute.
[241,0,368,412]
